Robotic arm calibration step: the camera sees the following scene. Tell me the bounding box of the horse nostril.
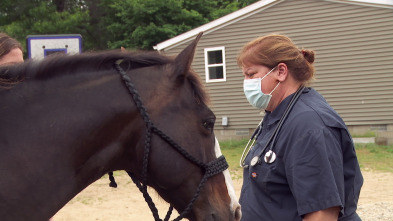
[233,203,242,221]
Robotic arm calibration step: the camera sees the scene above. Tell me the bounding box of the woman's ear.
[276,63,288,82]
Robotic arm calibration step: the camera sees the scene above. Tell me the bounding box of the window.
[204,47,226,82]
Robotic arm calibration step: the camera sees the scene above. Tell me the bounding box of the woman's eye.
[247,73,256,78]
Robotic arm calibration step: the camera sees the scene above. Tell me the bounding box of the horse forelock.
[186,69,210,106]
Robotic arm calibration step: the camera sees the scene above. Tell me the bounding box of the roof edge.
[326,0,393,8]
[153,0,393,51]
[153,0,277,51]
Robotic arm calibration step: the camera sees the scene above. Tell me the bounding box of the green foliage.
[1,1,90,54]
[0,0,45,26]
[210,0,242,20]
[0,0,259,51]
[106,0,209,50]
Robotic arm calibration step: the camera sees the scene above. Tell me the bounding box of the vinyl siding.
[162,0,393,130]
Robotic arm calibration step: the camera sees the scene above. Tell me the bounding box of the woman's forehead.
[0,48,24,66]
[242,63,267,71]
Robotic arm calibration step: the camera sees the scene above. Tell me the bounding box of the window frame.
[204,46,227,83]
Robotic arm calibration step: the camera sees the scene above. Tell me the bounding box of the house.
[154,0,393,144]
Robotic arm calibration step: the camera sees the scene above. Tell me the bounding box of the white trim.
[153,0,393,51]
[342,0,393,6]
[204,47,227,83]
[326,0,393,8]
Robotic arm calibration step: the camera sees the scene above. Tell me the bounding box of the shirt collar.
[263,87,310,126]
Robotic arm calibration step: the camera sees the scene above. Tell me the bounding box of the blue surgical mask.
[243,67,280,110]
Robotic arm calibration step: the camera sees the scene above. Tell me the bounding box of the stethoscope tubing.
[240,86,305,168]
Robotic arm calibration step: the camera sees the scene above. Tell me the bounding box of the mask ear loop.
[263,66,280,95]
[268,81,280,95]
[261,66,277,81]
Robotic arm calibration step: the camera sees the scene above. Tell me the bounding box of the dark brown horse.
[0,34,241,221]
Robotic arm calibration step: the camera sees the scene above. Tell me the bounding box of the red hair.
[237,34,315,85]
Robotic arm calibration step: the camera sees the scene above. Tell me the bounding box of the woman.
[0,33,24,65]
[0,33,24,89]
[238,34,363,220]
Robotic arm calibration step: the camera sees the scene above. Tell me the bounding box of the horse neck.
[0,69,148,220]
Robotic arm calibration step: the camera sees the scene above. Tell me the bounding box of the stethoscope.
[240,86,305,168]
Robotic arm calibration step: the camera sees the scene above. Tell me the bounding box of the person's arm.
[303,206,340,221]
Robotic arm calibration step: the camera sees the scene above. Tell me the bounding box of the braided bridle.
[110,60,229,221]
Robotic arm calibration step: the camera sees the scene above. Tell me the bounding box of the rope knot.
[205,155,228,178]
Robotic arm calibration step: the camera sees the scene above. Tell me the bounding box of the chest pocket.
[248,156,278,203]
[247,139,289,204]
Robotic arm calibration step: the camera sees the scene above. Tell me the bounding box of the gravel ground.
[357,202,393,221]
[53,170,393,220]
[355,170,393,221]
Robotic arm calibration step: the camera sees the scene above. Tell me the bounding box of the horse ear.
[173,32,203,82]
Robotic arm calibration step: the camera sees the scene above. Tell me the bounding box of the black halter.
[110,60,229,221]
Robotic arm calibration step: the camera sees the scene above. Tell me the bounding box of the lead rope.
[109,60,229,221]
[114,60,170,221]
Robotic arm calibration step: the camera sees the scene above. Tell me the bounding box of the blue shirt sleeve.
[284,111,345,216]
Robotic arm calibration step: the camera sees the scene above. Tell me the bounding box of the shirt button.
[251,172,258,178]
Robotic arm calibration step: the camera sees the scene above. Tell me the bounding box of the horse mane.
[0,50,209,105]
[31,50,173,79]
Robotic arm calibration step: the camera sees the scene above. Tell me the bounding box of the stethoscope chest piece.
[264,150,276,164]
[250,156,259,166]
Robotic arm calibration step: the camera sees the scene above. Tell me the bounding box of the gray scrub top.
[240,87,363,221]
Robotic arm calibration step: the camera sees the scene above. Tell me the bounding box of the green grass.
[219,139,393,179]
[351,131,377,138]
[355,143,393,173]
[219,139,249,180]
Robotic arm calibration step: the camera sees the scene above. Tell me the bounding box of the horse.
[0,33,241,221]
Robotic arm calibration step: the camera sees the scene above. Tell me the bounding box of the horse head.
[0,33,241,221]
[115,33,241,221]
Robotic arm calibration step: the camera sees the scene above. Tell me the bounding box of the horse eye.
[203,120,215,130]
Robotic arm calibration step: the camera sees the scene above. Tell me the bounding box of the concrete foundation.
[215,124,393,145]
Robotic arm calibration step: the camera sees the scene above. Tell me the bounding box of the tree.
[0,0,259,51]
[1,1,89,53]
[104,0,208,50]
